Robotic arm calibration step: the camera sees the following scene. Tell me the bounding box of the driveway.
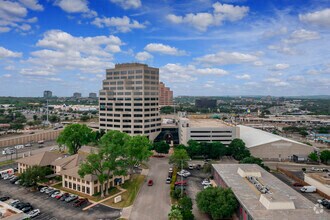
[0,178,121,220]
[130,156,171,220]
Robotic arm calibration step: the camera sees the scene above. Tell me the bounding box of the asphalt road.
[0,178,121,220]
[130,157,171,220]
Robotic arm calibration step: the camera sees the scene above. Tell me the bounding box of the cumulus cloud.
[284,29,320,44]
[235,74,250,80]
[110,0,141,10]
[54,0,97,17]
[92,16,146,33]
[22,30,121,76]
[270,63,290,71]
[160,63,228,83]
[144,43,187,56]
[19,0,43,11]
[195,51,258,65]
[0,0,39,33]
[268,44,296,55]
[135,51,153,61]
[299,8,330,28]
[307,64,330,75]
[263,78,289,87]
[0,46,22,58]
[166,2,248,31]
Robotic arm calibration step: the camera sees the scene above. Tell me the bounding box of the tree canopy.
[57,124,95,154]
[320,150,330,164]
[227,138,251,160]
[153,141,170,154]
[308,152,318,162]
[196,187,237,220]
[169,148,190,169]
[20,165,53,187]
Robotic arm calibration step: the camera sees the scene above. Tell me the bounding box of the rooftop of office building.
[182,118,233,128]
[212,164,328,220]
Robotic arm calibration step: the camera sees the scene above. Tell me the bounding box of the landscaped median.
[102,174,145,208]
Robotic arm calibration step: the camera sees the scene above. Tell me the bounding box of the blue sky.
[0,0,329,97]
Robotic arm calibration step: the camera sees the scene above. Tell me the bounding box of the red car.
[293,182,303,187]
[148,179,153,186]
[73,198,88,207]
[175,180,187,186]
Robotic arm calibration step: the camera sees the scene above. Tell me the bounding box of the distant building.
[73,92,82,98]
[212,164,328,220]
[99,63,161,140]
[195,98,216,108]
[238,125,313,161]
[43,90,52,98]
[89,92,97,98]
[178,114,238,145]
[159,82,173,106]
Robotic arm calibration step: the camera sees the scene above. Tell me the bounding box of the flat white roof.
[186,118,232,128]
[213,164,328,220]
[238,125,309,148]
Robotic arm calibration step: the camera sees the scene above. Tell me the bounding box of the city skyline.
[0,0,330,97]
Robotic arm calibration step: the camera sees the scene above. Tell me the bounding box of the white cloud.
[299,8,330,28]
[263,27,287,38]
[270,63,290,71]
[135,51,153,61]
[110,0,141,10]
[166,2,249,31]
[54,0,97,17]
[19,0,43,11]
[92,16,146,33]
[307,64,330,75]
[160,63,228,83]
[195,51,258,65]
[264,78,289,87]
[2,74,12,78]
[144,43,187,56]
[253,61,264,66]
[203,83,214,88]
[284,29,320,44]
[268,44,296,55]
[235,74,250,80]
[289,75,305,82]
[22,30,122,76]
[0,46,22,58]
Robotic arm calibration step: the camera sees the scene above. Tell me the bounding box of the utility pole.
[46,99,49,125]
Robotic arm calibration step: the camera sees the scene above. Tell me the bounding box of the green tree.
[179,196,194,220]
[239,156,270,171]
[308,152,318,162]
[186,140,202,158]
[154,141,170,154]
[227,138,251,160]
[80,115,90,122]
[196,187,237,220]
[320,150,330,164]
[57,124,95,154]
[20,165,53,187]
[49,115,60,123]
[126,135,152,174]
[169,148,190,169]
[99,130,130,196]
[299,130,308,137]
[10,123,24,131]
[33,115,38,121]
[78,152,107,198]
[168,205,183,220]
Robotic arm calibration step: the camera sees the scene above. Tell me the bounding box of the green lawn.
[103,174,145,208]
[0,160,15,167]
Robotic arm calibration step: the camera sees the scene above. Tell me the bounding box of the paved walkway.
[83,187,126,211]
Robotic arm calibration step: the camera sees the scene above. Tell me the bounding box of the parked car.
[317,199,330,206]
[3,174,13,180]
[24,143,32,147]
[73,198,88,207]
[50,191,61,198]
[10,200,20,206]
[45,187,55,194]
[28,209,40,218]
[0,196,10,201]
[292,182,303,187]
[202,179,211,186]
[65,195,78,203]
[14,180,21,185]
[15,145,24,150]
[22,205,33,213]
[300,186,316,193]
[188,164,195,170]
[175,180,187,186]
[148,179,153,186]
[166,177,171,184]
[13,202,25,208]
[169,167,173,172]
[54,193,63,199]
[204,184,212,189]
[10,176,19,184]
[16,203,31,210]
[60,193,70,201]
[196,164,202,170]
[40,186,48,193]
[177,170,191,177]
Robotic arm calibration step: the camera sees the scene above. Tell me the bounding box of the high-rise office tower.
[159,82,173,106]
[43,90,52,98]
[99,63,161,140]
[89,92,97,98]
[73,92,82,98]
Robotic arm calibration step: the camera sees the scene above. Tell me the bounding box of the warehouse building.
[212,164,328,220]
[238,125,313,161]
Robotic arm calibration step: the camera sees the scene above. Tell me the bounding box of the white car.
[28,209,40,218]
[15,180,21,185]
[202,179,211,186]
[24,143,32,147]
[40,187,48,193]
[188,164,195,170]
[45,187,54,193]
[204,184,212,189]
[169,167,173,172]
[51,191,61,198]
[15,145,24,149]
[3,174,12,180]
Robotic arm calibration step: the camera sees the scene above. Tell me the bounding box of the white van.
[300,186,316,193]
[15,145,24,149]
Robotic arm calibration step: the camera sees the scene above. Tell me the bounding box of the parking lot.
[0,178,122,220]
